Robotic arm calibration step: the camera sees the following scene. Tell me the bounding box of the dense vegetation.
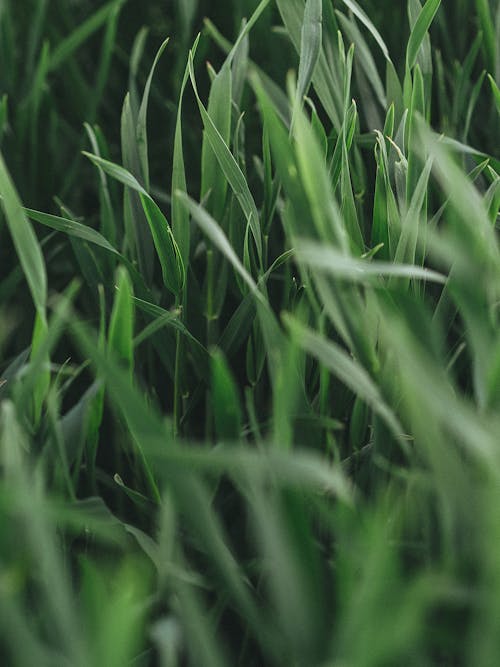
[1,0,499,665]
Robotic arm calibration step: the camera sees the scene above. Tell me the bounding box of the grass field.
[1,0,500,665]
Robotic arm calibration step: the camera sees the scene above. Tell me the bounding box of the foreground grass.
[1,0,500,665]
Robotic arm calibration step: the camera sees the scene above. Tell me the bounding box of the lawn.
[1,0,499,665]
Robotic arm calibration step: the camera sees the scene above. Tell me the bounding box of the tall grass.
[1,0,499,665]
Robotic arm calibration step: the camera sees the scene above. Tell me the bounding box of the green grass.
[1,0,500,665]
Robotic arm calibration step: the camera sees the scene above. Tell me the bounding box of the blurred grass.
[0,0,500,665]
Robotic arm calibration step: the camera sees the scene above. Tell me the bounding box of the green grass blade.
[200,59,232,222]
[0,152,46,314]
[189,53,263,266]
[83,152,184,296]
[108,267,135,375]
[295,0,322,111]
[296,239,446,284]
[476,0,496,72]
[83,151,148,196]
[136,37,170,191]
[48,0,125,72]
[25,208,117,253]
[406,0,441,71]
[488,74,500,117]
[284,314,408,452]
[340,0,391,61]
[210,349,243,441]
[172,35,200,269]
[139,194,185,296]
[176,192,257,294]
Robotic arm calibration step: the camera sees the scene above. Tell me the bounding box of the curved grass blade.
[0,152,46,314]
[188,53,263,266]
[296,240,446,284]
[406,0,441,71]
[137,37,170,191]
[295,0,322,113]
[25,207,149,299]
[48,0,125,72]
[83,152,184,296]
[139,193,185,296]
[284,314,408,453]
[25,208,117,253]
[340,0,391,61]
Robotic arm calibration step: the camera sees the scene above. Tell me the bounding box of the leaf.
[296,239,446,284]
[133,296,209,380]
[26,205,149,299]
[30,309,50,425]
[136,37,170,191]
[476,0,496,72]
[83,151,148,196]
[488,74,500,117]
[139,194,185,296]
[340,0,391,61]
[406,0,441,71]
[336,11,387,109]
[296,0,322,109]
[211,349,243,441]
[291,89,350,250]
[83,152,185,296]
[48,0,125,72]
[25,208,117,253]
[172,34,201,269]
[177,192,285,387]
[188,53,263,266]
[108,267,135,374]
[84,122,117,246]
[284,314,408,452]
[176,192,258,294]
[0,152,47,313]
[276,0,342,128]
[200,59,232,222]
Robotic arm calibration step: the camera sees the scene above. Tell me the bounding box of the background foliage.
[1,0,499,665]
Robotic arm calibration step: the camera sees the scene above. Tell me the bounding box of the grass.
[0,0,499,665]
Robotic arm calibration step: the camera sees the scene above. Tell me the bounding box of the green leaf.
[108,267,135,374]
[211,349,243,441]
[83,152,184,296]
[291,88,350,250]
[176,192,257,294]
[276,0,343,128]
[48,0,125,72]
[139,193,185,296]
[133,297,209,380]
[189,53,263,266]
[0,152,47,314]
[172,34,201,269]
[340,0,391,61]
[177,192,285,387]
[296,0,322,110]
[476,0,496,72]
[488,74,500,117]
[296,239,446,284]
[200,60,232,222]
[83,151,148,196]
[406,0,441,71]
[136,37,170,191]
[26,205,149,299]
[25,208,117,253]
[284,314,408,453]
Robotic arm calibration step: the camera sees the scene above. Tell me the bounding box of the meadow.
[1,0,499,665]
